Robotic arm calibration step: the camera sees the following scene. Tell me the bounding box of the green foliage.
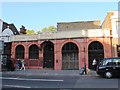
[40,26,57,33]
[42,27,48,32]
[28,26,57,34]
[47,26,57,32]
[26,30,36,34]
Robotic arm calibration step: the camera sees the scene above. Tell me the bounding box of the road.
[1,74,120,90]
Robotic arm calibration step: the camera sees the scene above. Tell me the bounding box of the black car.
[96,57,120,78]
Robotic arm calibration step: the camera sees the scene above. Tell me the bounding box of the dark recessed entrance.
[117,45,120,57]
[43,41,54,69]
[62,42,79,70]
[88,41,104,70]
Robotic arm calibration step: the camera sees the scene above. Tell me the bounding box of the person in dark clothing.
[6,59,12,71]
[18,59,22,69]
[6,59,14,71]
[10,60,15,71]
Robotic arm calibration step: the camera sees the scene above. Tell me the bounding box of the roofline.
[57,20,101,24]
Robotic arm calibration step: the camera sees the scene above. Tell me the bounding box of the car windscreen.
[101,59,112,66]
[101,58,120,66]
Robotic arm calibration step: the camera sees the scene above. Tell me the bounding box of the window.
[102,59,112,66]
[15,45,24,59]
[29,45,39,59]
[113,59,120,66]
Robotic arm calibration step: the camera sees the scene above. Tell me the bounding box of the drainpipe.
[84,47,87,74]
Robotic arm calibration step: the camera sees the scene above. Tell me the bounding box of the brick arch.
[87,40,104,70]
[41,40,54,69]
[40,40,54,45]
[15,44,25,59]
[60,39,80,70]
[60,39,80,52]
[28,44,39,59]
[15,43,26,49]
[40,41,54,51]
[41,40,54,44]
[87,39,104,50]
[28,43,39,48]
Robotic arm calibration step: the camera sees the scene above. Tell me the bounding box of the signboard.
[0,40,4,53]
[0,41,4,66]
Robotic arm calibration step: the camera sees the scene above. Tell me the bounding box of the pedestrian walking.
[92,59,97,70]
[18,59,22,69]
[20,59,25,70]
[15,59,20,70]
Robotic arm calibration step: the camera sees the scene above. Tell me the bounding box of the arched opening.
[88,41,104,70]
[117,45,120,57]
[62,42,79,70]
[43,41,54,69]
[15,45,25,59]
[29,44,39,59]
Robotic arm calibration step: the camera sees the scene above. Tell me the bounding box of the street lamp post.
[83,29,87,75]
[84,47,87,74]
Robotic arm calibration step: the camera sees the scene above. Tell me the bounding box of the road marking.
[0,77,64,82]
[2,85,31,88]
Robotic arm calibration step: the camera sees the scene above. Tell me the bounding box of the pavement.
[1,69,98,77]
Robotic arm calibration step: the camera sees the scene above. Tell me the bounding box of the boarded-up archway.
[62,42,79,70]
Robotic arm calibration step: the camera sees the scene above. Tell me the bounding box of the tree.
[26,30,36,34]
[47,26,57,32]
[41,27,48,32]
[37,26,57,33]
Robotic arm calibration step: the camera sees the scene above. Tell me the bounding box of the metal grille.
[62,42,79,70]
[29,45,39,59]
[15,45,25,59]
[88,41,104,70]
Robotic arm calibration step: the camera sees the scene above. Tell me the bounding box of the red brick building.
[10,20,112,70]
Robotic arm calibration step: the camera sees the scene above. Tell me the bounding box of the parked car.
[96,57,120,78]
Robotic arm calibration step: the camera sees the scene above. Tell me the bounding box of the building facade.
[102,11,120,57]
[10,20,112,70]
[2,11,119,71]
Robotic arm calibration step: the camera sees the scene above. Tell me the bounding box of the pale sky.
[1,1,119,32]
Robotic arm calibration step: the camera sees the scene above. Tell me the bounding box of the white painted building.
[110,11,120,57]
[102,11,120,57]
[0,19,13,42]
[0,19,19,63]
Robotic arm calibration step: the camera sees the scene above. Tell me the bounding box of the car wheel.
[105,71,112,78]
